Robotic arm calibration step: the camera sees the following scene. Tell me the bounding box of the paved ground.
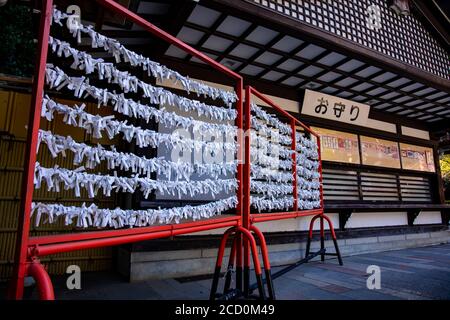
[4,243,450,300]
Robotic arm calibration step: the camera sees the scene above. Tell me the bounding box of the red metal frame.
[240,87,342,297]
[244,86,325,224]
[209,226,266,300]
[8,0,244,300]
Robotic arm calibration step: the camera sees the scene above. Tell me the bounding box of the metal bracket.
[407,209,421,226]
[338,209,353,230]
[223,266,235,279]
[441,209,450,226]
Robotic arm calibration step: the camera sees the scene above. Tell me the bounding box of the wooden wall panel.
[0,89,115,281]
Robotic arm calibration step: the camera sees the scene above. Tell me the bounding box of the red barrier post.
[26,261,55,300]
[8,0,54,300]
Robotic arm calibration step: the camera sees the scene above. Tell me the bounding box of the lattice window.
[250,0,450,80]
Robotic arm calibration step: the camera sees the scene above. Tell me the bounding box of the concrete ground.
[4,243,450,300]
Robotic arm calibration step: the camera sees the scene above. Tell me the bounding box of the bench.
[325,203,450,229]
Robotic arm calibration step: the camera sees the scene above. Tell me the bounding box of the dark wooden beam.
[183,14,228,62]
[411,0,450,50]
[94,5,105,31]
[433,145,446,204]
[429,118,450,134]
[234,32,285,73]
[134,13,170,23]
[148,0,197,57]
[325,203,450,210]
[442,208,450,226]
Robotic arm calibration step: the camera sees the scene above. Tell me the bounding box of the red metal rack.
[244,86,343,298]
[7,0,263,300]
[8,1,342,301]
[244,86,325,222]
[209,87,342,301]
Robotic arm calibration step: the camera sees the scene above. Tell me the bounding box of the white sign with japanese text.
[301,89,370,126]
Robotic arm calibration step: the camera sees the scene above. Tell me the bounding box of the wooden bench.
[325,203,450,229]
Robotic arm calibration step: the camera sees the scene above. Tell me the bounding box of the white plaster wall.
[255,213,340,232]
[345,211,408,228]
[252,94,298,113]
[365,118,397,133]
[187,211,443,236]
[185,213,340,236]
[401,126,430,140]
[414,211,442,225]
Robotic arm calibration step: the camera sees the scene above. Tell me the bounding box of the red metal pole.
[244,86,251,230]
[29,216,239,246]
[97,0,241,80]
[239,228,261,275]
[250,225,275,299]
[251,209,322,223]
[320,215,325,259]
[210,227,265,299]
[235,78,244,224]
[210,227,237,299]
[321,214,337,240]
[322,214,343,265]
[8,0,53,300]
[34,221,238,257]
[249,226,270,270]
[291,119,298,212]
[308,214,320,238]
[320,215,325,238]
[243,86,252,295]
[249,88,317,138]
[317,134,325,262]
[213,227,237,269]
[238,226,265,299]
[235,233,243,291]
[26,261,55,300]
[317,135,325,215]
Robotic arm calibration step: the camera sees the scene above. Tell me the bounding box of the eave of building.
[411,0,450,51]
[207,0,450,92]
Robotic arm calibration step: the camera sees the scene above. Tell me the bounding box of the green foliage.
[441,154,450,182]
[441,154,450,201]
[0,2,35,77]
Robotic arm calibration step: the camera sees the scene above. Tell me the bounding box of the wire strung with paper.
[31,7,240,228]
[51,8,238,107]
[249,103,321,212]
[32,196,239,228]
[295,132,321,209]
[40,95,237,152]
[37,130,238,181]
